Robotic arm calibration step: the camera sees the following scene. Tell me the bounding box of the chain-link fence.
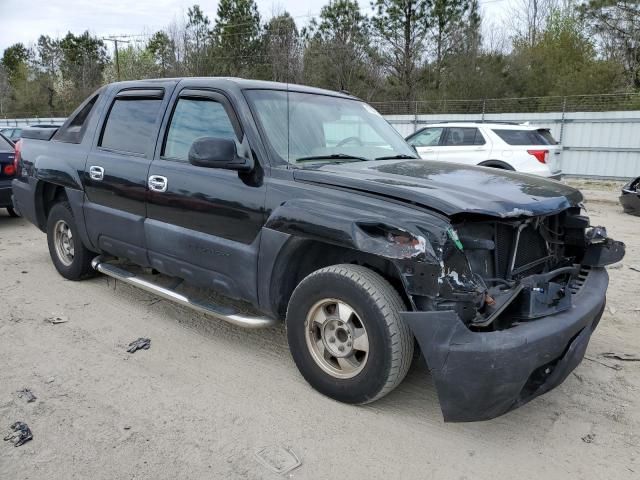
[3,92,640,121]
[371,92,640,116]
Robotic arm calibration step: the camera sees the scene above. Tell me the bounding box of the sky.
[0,0,509,54]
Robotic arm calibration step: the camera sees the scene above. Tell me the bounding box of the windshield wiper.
[295,154,370,163]
[375,154,418,160]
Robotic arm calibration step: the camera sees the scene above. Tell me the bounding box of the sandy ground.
[1,188,639,479]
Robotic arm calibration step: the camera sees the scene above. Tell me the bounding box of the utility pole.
[103,37,130,81]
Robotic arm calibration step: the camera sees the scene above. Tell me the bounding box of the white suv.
[405,122,562,178]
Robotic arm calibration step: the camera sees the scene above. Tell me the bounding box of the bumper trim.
[402,267,608,422]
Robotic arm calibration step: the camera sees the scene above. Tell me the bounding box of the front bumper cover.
[402,267,608,422]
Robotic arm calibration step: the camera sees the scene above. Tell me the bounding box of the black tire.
[286,264,414,404]
[46,201,96,280]
[7,207,19,217]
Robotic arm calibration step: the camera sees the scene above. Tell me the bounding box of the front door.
[407,127,444,160]
[145,88,267,302]
[84,85,174,265]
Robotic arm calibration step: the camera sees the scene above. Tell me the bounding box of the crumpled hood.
[293,160,582,217]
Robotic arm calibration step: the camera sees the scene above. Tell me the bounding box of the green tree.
[58,31,108,104]
[147,31,177,76]
[1,43,29,79]
[580,0,640,88]
[429,0,472,91]
[371,0,431,101]
[34,35,62,110]
[511,9,623,96]
[264,12,301,82]
[304,1,377,96]
[185,5,212,75]
[211,0,262,76]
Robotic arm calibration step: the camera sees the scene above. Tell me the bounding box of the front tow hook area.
[401,267,608,422]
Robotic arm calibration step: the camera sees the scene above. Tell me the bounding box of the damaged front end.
[399,207,624,422]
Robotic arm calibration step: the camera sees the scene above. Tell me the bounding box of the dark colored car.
[12,78,625,422]
[620,176,640,216]
[0,132,18,216]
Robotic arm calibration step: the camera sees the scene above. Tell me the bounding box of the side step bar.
[91,256,277,329]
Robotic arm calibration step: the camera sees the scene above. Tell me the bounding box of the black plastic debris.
[4,422,33,447]
[602,352,640,362]
[127,338,151,353]
[17,388,36,403]
[620,176,640,217]
[582,433,596,444]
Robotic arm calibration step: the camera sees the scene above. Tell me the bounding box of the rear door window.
[163,97,238,161]
[100,95,163,156]
[443,127,485,146]
[408,127,444,147]
[493,129,556,145]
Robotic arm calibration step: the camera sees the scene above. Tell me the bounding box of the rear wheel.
[286,264,413,404]
[6,207,19,217]
[46,201,95,280]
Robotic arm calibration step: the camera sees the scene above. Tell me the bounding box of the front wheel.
[46,201,96,280]
[286,264,414,404]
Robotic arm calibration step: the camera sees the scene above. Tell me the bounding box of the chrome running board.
[91,256,277,329]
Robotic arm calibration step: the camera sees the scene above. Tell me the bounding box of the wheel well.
[478,160,515,170]
[270,239,408,319]
[35,182,68,229]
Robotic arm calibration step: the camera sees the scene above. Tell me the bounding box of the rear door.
[406,127,444,160]
[437,127,490,165]
[83,84,174,265]
[145,87,267,302]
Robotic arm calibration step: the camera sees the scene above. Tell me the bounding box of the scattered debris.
[21,270,28,274]
[123,425,131,430]
[606,262,623,269]
[127,338,151,353]
[630,265,640,273]
[601,352,640,362]
[582,433,596,444]
[608,306,617,315]
[45,377,55,384]
[255,445,302,475]
[17,388,36,403]
[4,422,33,447]
[45,315,68,325]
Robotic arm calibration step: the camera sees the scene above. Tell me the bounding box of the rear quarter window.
[493,129,556,146]
[54,94,100,144]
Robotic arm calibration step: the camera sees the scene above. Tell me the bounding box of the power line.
[103,37,131,82]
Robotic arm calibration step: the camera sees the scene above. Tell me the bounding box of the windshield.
[245,90,416,165]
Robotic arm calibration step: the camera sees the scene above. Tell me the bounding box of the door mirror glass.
[188,136,252,171]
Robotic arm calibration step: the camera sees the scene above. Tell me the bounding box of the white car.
[405,122,562,178]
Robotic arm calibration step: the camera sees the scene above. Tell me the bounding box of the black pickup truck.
[12,78,624,422]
